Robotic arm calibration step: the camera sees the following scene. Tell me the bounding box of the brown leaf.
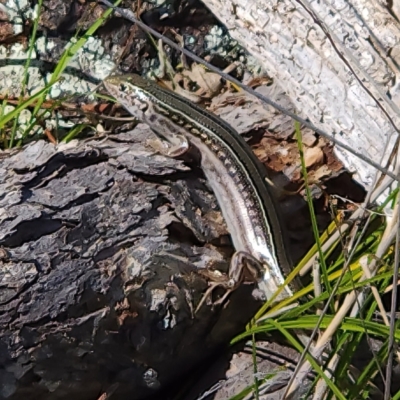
[181,64,222,97]
[304,147,324,168]
[309,165,331,181]
[301,129,317,147]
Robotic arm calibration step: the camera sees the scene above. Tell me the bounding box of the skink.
[103,74,295,303]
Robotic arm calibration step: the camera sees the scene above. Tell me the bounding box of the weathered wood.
[0,125,267,400]
[201,0,400,187]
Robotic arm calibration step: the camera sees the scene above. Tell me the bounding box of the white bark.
[202,0,400,187]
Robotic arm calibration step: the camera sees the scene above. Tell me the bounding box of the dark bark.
[0,125,265,400]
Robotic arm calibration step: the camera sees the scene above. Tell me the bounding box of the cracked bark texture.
[202,0,400,187]
[0,126,268,400]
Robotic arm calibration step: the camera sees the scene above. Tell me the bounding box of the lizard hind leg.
[195,251,265,313]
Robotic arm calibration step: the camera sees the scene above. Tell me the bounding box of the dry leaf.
[311,165,332,181]
[301,129,317,147]
[304,147,324,168]
[181,64,222,97]
[161,77,201,104]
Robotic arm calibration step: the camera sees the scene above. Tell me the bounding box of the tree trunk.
[202,0,400,187]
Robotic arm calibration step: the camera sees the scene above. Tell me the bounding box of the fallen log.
[0,126,269,400]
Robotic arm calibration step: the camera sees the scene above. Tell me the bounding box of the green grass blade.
[0,83,57,131]
[21,0,43,96]
[61,124,94,143]
[29,0,122,126]
[295,121,331,295]
[269,320,346,400]
[235,315,400,343]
